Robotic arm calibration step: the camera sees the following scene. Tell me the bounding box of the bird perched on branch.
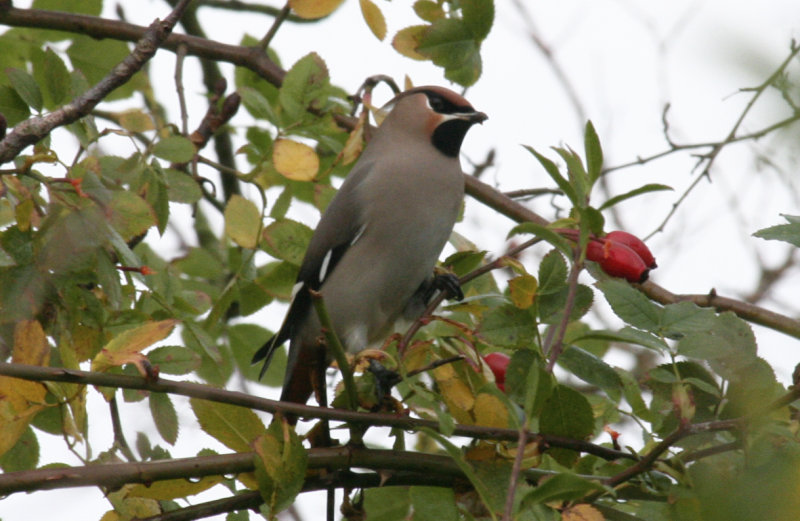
[252,85,487,417]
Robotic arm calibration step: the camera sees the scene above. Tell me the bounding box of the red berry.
[483,352,510,391]
[605,231,657,269]
[587,239,650,283]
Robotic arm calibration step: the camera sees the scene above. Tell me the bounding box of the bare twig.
[259,2,291,50]
[174,43,189,136]
[502,427,528,521]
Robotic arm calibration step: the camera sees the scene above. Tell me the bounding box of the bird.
[252,85,487,416]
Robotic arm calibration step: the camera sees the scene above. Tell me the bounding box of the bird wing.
[251,161,373,377]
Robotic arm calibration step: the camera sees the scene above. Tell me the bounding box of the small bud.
[605,231,657,268]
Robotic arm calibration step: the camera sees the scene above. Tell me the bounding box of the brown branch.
[0,1,192,164]
[640,282,800,340]
[0,6,285,88]
[0,363,634,462]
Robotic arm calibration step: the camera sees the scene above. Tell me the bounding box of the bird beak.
[467,111,488,124]
[445,111,488,124]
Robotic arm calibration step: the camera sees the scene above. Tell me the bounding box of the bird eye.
[427,94,445,112]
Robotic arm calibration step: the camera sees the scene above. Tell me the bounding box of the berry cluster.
[561,229,657,283]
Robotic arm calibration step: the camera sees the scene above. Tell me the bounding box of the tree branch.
[0,363,633,462]
[0,1,193,164]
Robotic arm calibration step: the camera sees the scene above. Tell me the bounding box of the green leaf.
[229,323,286,386]
[33,0,102,15]
[410,486,459,521]
[147,345,201,375]
[505,349,553,418]
[261,219,314,266]
[572,326,668,353]
[253,422,307,516]
[617,369,653,422]
[225,195,262,249]
[239,86,278,122]
[149,392,179,445]
[753,215,800,247]
[0,426,39,472]
[537,249,568,295]
[676,312,758,380]
[598,183,673,211]
[190,398,266,452]
[537,284,593,324]
[164,168,202,204]
[6,67,43,112]
[554,147,588,204]
[506,222,573,258]
[597,279,662,332]
[478,304,538,348]
[35,48,71,108]
[523,145,578,205]
[365,487,410,520]
[461,0,494,41]
[421,428,500,516]
[413,0,444,22]
[67,35,141,101]
[0,85,30,126]
[660,301,718,336]
[417,19,482,86]
[521,473,605,506]
[539,385,594,465]
[152,136,196,163]
[109,191,156,241]
[279,52,330,122]
[584,120,603,184]
[558,346,622,402]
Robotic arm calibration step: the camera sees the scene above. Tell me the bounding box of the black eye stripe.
[422,90,473,115]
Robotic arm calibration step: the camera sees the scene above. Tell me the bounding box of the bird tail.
[251,335,282,380]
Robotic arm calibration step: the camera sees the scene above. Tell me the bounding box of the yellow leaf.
[13,319,50,367]
[392,25,428,60]
[339,111,366,165]
[509,274,538,309]
[128,476,223,500]
[117,109,154,132]
[359,0,386,40]
[563,504,605,521]
[473,392,510,428]
[91,319,178,372]
[433,363,475,424]
[224,194,262,249]
[273,139,319,181]
[289,0,345,19]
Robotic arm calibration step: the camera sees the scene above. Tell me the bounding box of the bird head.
[379,86,487,157]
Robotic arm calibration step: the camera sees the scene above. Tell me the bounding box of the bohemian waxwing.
[252,85,487,413]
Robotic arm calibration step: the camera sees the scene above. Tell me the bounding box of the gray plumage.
[252,86,486,409]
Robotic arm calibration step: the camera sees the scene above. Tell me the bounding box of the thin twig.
[109,397,137,462]
[174,43,189,135]
[502,426,528,521]
[259,2,291,50]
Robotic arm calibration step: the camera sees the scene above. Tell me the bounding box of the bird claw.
[368,359,401,400]
[432,273,464,301]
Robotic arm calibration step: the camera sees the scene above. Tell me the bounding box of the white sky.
[4,0,800,519]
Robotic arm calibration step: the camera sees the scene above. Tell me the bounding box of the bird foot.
[431,272,464,301]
